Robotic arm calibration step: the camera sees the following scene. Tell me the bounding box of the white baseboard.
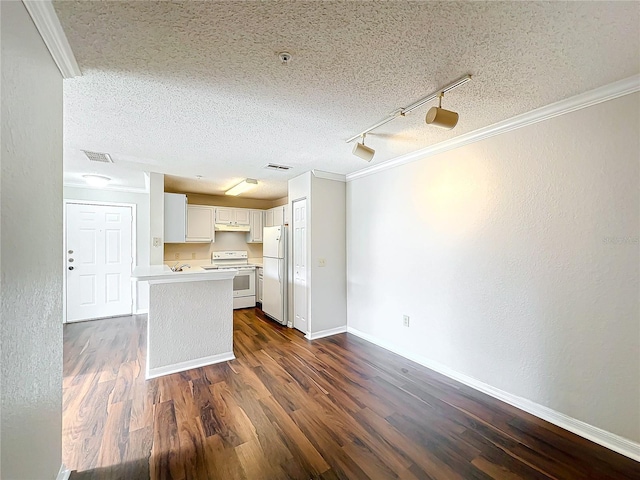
[57,464,71,480]
[146,351,235,379]
[346,326,640,462]
[306,325,347,340]
[135,308,149,315]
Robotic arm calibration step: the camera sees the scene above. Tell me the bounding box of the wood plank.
[64,310,640,480]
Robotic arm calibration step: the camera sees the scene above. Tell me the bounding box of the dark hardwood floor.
[63,309,639,479]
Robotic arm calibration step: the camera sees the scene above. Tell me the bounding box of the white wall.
[64,186,151,312]
[147,278,233,376]
[148,172,164,265]
[1,2,64,477]
[288,171,347,335]
[347,92,640,444]
[310,174,347,333]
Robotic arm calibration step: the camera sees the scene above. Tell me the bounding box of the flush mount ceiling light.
[225,178,258,196]
[347,74,471,159]
[82,174,111,187]
[352,134,375,162]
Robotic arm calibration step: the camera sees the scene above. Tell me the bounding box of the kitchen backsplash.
[164,231,263,261]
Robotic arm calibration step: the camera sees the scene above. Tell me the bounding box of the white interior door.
[66,203,133,322]
[292,199,308,334]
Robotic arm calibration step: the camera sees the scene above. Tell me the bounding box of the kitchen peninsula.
[132,265,237,379]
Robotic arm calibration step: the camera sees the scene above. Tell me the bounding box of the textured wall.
[1,1,64,477]
[148,280,233,371]
[347,93,640,442]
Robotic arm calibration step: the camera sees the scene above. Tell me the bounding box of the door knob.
[68,266,74,271]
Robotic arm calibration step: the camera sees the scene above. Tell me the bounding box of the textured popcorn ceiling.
[55,1,640,199]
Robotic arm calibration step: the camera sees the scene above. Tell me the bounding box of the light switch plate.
[318,258,326,267]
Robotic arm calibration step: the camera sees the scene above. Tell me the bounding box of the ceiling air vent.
[264,163,292,171]
[82,150,113,163]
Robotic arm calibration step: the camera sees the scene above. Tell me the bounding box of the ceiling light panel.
[225,178,258,196]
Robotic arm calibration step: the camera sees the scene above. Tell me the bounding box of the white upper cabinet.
[164,193,187,243]
[186,205,214,242]
[273,206,284,226]
[215,207,234,224]
[235,208,251,225]
[247,210,264,243]
[264,205,285,227]
[215,207,250,225]
[264,208,274,228]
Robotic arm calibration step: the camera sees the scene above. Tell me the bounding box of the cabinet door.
[235,208,251,225]
[257,268,263,303]
[247,210,264,243]
[186,205,214,242]
[273,206,284,226]
[164,193,186,243]
[215,207,234,224]
[264,209,274,227]
[283,204,290,225]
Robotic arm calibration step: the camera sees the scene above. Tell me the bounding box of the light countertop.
[132,265,238,284]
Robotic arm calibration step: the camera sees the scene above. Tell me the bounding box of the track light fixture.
[347,74,471,159]
[426,92,459,129]
[352,134,375,162]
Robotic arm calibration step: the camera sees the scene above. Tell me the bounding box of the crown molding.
[312,169,346,182]
[346,75,640,182]
[23,0,81,78]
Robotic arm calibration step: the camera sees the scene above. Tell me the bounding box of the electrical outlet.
[153,237,161,247]
[174,253,180,260]
[318,258,326,267]
[403,315,410,327]
[191,253,196,259]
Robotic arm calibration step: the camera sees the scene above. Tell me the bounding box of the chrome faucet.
[171,263,191,272]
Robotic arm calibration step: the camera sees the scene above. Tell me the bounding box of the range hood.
[214,223,250,232]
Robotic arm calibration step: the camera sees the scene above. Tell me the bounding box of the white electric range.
[210,251,256,309]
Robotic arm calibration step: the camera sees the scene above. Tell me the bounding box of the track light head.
[425,107,459,129]
[352,135,375,162]
[426,92,459,129]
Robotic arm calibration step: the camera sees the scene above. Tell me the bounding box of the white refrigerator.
[262,225,287,325]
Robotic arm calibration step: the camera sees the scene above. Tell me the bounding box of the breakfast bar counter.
[132,266,238,379]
